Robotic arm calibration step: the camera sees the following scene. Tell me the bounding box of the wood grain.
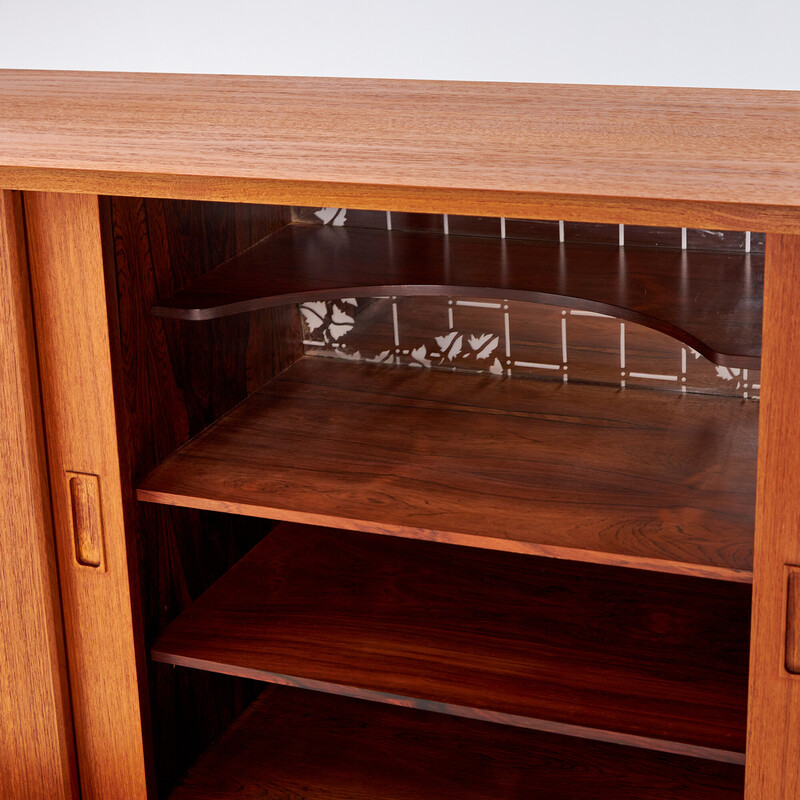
[745,233,800,799]
[1,72,800,231]
[0,190,78,799]
[152,522,751,759]
[138,356,757,580]
[100,196,302,795]
[170,685,746,800]
[154,224,763,367]
[24,191,150,800]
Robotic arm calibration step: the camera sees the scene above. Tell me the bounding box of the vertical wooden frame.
[24,191,151,799]
[746,233,800,798]
[0,190,78,799]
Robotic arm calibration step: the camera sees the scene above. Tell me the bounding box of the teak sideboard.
[1,71,799,799]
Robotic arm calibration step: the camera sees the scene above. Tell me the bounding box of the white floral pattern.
[296,208,760,401]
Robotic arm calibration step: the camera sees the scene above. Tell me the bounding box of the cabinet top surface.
[1,70,799,229]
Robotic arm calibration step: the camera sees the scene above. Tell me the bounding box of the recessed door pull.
[66,471,106,570]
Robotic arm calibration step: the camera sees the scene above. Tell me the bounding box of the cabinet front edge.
[4,170,800,233]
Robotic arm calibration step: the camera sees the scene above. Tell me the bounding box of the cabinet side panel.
[101,197,301,794]
[24,191,150,800]
[0,191,78,799]
[746,233,800,798]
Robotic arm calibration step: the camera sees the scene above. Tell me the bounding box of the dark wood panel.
[447,213,501,237]
[505,216,560,242]
[138,357,757,580]
[105,197,298,460]
[101,196,303,795]
[170,685,745,800]
[153,523,750,759]
[151,224,763,368]
[624,224,684,249]
[564,220,620,245]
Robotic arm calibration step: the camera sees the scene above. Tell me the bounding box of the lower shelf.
[169,685,745,800]
[152,522,750,761]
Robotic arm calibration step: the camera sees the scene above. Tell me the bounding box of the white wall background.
[0,0,797,90]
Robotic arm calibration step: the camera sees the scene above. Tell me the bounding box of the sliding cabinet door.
[24,191,151,800]
[0,189,78,799]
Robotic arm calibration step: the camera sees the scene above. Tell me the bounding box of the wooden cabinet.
[1,71,799,798]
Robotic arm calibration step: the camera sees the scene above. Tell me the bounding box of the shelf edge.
[150,651,746,766]
[135,487,753,583]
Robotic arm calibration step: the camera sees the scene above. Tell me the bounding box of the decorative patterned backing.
[296,208,762,400]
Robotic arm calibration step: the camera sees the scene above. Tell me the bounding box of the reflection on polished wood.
[138,357,757,580]
[152,225,762,367]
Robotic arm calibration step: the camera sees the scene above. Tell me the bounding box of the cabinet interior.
[100,196,761,798]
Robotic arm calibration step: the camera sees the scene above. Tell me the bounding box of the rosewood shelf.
[138,357,757,581]
[153,522,750,761]
[168,685,745,800]
[151,224,764,368]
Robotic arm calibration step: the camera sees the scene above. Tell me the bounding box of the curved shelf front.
[152,224,763,368]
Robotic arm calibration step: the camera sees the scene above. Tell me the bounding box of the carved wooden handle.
[786,566,800,674]
[67,471,105,570]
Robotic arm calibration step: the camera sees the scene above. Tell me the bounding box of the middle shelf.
[137,357,757,581]
[152,521,751,762]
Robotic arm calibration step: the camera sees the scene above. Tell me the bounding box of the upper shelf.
[1,73,800,231]
[152,224,763,368]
